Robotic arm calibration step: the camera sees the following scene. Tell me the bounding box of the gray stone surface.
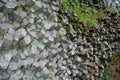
[5,1,17,8]
[14,28,27,41]
[9,70,23,80]
[0,0,119,80]
[0,53,12,69]
[0,39,3,47]
[9,62,18,70]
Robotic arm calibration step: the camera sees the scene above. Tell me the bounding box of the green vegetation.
[108,50,120,68]
[61,0,105,27]
[103,70,111,80]
[106,50,120,80]
[107,56,113,63]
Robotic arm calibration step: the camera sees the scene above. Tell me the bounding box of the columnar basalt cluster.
[0,0,61,80]
[0,0,120,80]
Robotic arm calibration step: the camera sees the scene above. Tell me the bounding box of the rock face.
[58,6,120,79]
[0,0,120,80]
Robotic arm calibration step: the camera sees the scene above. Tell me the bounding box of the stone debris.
[0,0,120,80]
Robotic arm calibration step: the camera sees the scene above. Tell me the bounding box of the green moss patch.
[61,0,105,27]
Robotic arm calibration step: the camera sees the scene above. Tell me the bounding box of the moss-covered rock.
[60,0,105,27]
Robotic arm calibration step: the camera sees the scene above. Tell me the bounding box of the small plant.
[61,0,105,27]
[108,50,120,67]
[103,70,111,80]
[107,56,113,62]
[107,50,120,79]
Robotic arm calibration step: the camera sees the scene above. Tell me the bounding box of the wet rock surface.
[0,0,120,80]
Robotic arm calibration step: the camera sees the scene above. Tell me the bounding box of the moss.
[57,13,63,22]
[61,0,105,27]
